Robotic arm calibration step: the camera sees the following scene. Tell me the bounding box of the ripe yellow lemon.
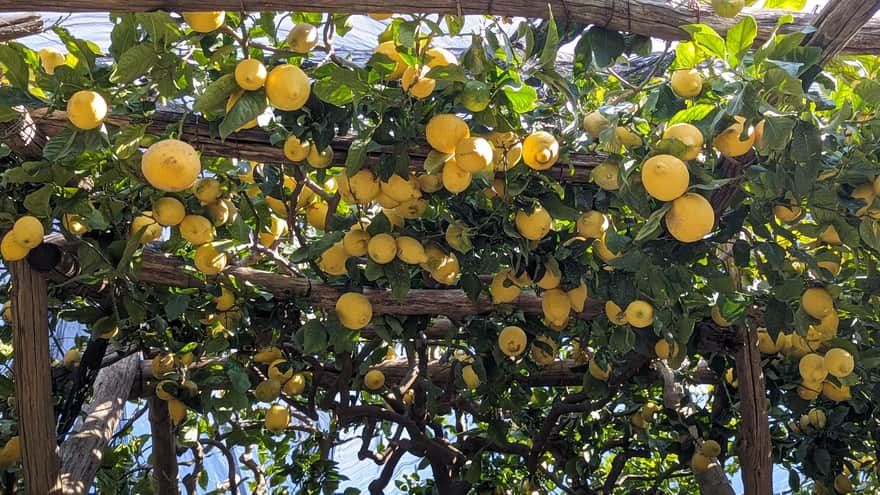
[214,287,235,311]
[183,12,225,33]
[442,158,472,194]
[254,378,282,402]
[670,69,702,98]
[368,13,393,20]
[402,66,436,99]
[234,58,267,91]
[179,214,214,245]
[822,381,851,402]
[131,213,162,244]
[712,0,744,18]
[141,139,201,192]
[153,197,186,226]
[343,227,371,257]
[613,127,642,148]
[798,382,821,400]
[265,64,310,111]
[455,137,493,172]
[206,199,236,226]
[641,154,689,201]
[773,203,802,223]
[757,331,778,353]
[654,340,679,360]
[258,215,287,247]
[568,280,589,312]
[665,193,714,243]
[340,169,380,204]
[62,214,88,235]
[192,178,221,203]
[542,288,571,327]
[426,114,470,154]
[487,131,523,171]
[367,233,397,264]
[67,90,108,130]
[417,172,443,193]
[38,48,65,75]
[151,353,176,377]
[380,174,419,203]
[288,23,318,53]
[591,162,621,191]
[372,41,406,80]
[605,300,628,325]
[306,145,334,168]
[265,404,290,434]
[801,287,833,319]
[498,325,527,357]
[536,262,561,290]
[318,242,349,276]
[577,211,610,238]
[254,347,283,364]
[193,244,227,275]
[593,235,621,262]
[522,131,559,170]
[396,236,428,264]
[491,268,521,304]
[364,369,385,390]
[168,399,187,426]
[11,215,44,249]
[582,111,611,138]
[268,359,294,382]
[515,205,552,241]
[589,359,611,381]
[430,251,460,284]
[824,348,854,378]
[662,123,704,161]
[531,334,558,365]
[799,353,828,383]
[283,136,311,162]
[426,47,458,68]
[462,365,480,389]
[284,373,307,396]
[714,116,755,158]
[625,300,654,328]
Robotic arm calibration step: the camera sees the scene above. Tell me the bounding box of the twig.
[182,442,205,495]
[199,438,238,494]
[239,445,267,495]
[609,41,673,104]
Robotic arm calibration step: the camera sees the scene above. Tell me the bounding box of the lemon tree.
[0,4,879,495]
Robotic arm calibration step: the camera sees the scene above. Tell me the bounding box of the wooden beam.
[147,397,180,495]
[9,261,63,494]
[0,14,42,42]
[804,0,880,67]
[733,325,772,495]
[59,353,140,495]
[0,1,879,54]
[0,110,46,161]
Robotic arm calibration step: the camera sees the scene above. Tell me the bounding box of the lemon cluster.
[0,215,44,262]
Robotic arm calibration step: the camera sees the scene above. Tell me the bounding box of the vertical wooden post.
[148,397,179,495]
[734,325,772,494]
[10,261,62,494]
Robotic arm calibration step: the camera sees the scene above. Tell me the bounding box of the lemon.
[417,173,443,193]
[38,48,65,75]
[487,131,523,171]
[364,369,385,390]
[455,137,493,172]
[179,215,214,245]
[368,13,393,20]
[654,340,679,360]
[819,225,842,245]
[824,348,854,378]
[306,145,334,168]
[342,228,371,257]
[670,69,702,98]
[799,353,829,383]
[531,334,558,365]
[577,211,610,238]
[11,215,44,249]
[589,359,611,381]
[714,116,755,158]
[190,178,219,204]
[613,127,642,148]
[153,197,186,226]
[396,236,428,264]
[593,235,621,262]
[284,373,307,396]
[336,292,372,330]
[536,262,561,290]
[773,203,802,223]
[402,66,435,99]
[193,243,227,275]
[318,242,349,276]
[372,41,406,80]
[396,198,428,219]
[265,404,290,434]
[426,47,458,67]
[665,193,714,243]
[591,161,621,190]
[167,399,187,426]
[522,131,559,170]
[822,381,851,402]
[712,0,744,18]
[342,169,380,204]
[0,437,21,468]
[366,233,396,264]
[268,359,294,382]
[381,174,419,203]
[542,288,571,328]
[797,382,821,400]
[626,300,654,328]
[288,23,318,53]
[62,214,88,235]
[131,213,162,244]
[808,408,827,428]
[442,158,472,194]
[234,58,267,91]
[283,136,311,162]
[445,223,470,252]
[662,123,704,161]
[582,111,611,138]
[641,154,689,201]
[253,346,283,365]
[515,205,552,241]
[67,90,108,130]
[254,378,282,402]
[606,301,628,324]
[462,365,480,389]
[206,199,235,226]
[226,90,257,130]
[214,287,235,311]
[151,353,176,377]
[690,453,710,473]
[426,114,470,153]
[834,474,853,494]
[183,11,225,32]
[258,215,287,247]
[141,139,202,192]
[757,331,778,354]
[305,202,329,230]
[461,80,490,112]
[265,64,310,111]
[491,268,521,304]
[801,287,833,319]
[498,326,527,357]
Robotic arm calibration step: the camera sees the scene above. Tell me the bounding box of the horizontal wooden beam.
[1,1,878,54]
[0,13,43,41]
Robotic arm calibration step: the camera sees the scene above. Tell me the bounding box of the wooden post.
[148,397,179,495]
[734,325,772,495]
[59,353,141,494]
[0,14,43,42]
[9,261,63,494]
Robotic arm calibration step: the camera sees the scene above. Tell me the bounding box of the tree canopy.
[1,2,880,494]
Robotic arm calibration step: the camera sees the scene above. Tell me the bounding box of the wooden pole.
[59,353,141,495]
[804,0,880,67]
[147,397,180,495]
[9,261,63,494]
[0,14,42,42]
[734,325,772,495]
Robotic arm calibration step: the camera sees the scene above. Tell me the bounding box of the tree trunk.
[0,14,43,42]
[148,397,179,495]
[59,353,141,494]
[734,325,772,495]
[9,261,62,494]
[696,465,736,495]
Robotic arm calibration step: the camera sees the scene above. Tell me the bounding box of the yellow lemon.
[401,66,436,99]
[426,47,458,67]
[665,193,714,243]
[442,158,472,193]
[522,131,560,170]
[131,213,162,244]
[141,139,201,192]
[11,215,44,249]
[284,373,307,396]
[591,161,621,191]
[577,211,609,238]
[605,301,628,325]
[535,262,561,290]
[380,174,419,203]
[258,215,287,248]
[589,359,611,381]
[567,280,589,312]
[254,347,283,364]
[306,145,334,168]
[662,123,704,161]
[62,214,88,235]
[396,236,428,264]
[670,69,702,98]
[542,288,571,328]
[491,268,521,304]
[593,235,621,262]
[318,242,349,276]
[368,13,393,20]
[757,331,778,354]
[654,340,679,360]
[191,178,221,204]
[305,202,329,230]
[168,399,187,426]
[487,131,523,171]
[151,353,176,377]
[425,114,470,153]
[367,233,397,264]
[822,381,851,402]
[153,197,186,226]
[824,348,854,378]
[641,154,689,201]
[38,48,65,75]
[455,137,494,172]
[372,41,406,80]
[234,58,267,91]
[364,369,385,390]
[613,127,642,148]
[431,251,460,284]
[179,214,214,245]
[340,169,380,204]
[462,365,480,389]
[515,205,552,241]
[336,292,373,330]
[498,326,527,357]
[206,198,235,226]
[265,404,290,434]
[67,90,108,130]
[183,11,225,32]
[268,359,294,382]
[193,243,227,275]
[799,353,828,383]
[265,64,310,111]
[343,227,371,257]
[214,286,235,311]
[625,300,654,328]
[582,111,611,138]
[714,116,755,158]
[801,287,833,319]
[283,136,311,162]
[287,23,318,53]
[797,382,821,400]
[531,335,558,365]
[254,378,282,402]
[417,172,443,193]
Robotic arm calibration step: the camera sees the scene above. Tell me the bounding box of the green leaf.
[225,361,251,393]
[113,124,148,159]
[790,120,821,163]
[502,83,538,113]
[193,73,237,115]
[219,90,267,140]
[23,185,53,216]
[0,46,28,89]
[726,16,757,68]
[460,274,482,303]
[668,103,715,125]
[760,116,795,151]
[313,79,354,106]
[694,32,726,60]
[539,8,559,69]
[302,320,328,355]
[586,26,624,67]
[385,260,411,301]
[164,294,190,320]
[855,79,880,107]
[423,150,452,174]
[345,138,369,175]
[110,44,158,84]
[444,15,464,36]
[859,218,880,253]
[635,204,670,242]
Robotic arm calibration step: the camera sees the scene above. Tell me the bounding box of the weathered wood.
[147,396,180,495]
[0,14,42,42]
[0,110,46,161]
[1,1,879,54]
[734,325,772,495]
[59,353,140,495]
[9,261,63,494]
[804,0,880,67]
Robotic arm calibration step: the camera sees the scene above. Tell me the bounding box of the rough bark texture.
[1,0,879,54]
[59,353,140,495]
[734,325,772,495]
[0,13,43,42]
[805,0,880,67]
[0,110,46,161]
[148,397,180,495]
[696,464,736,495]
[9,262,63,494]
